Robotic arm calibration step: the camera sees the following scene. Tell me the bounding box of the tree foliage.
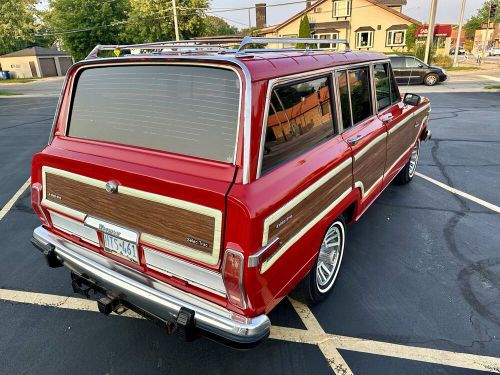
[405,24,418,52]
[203,16,238,36]
[46,0,130,61]
[0,0,38,56]
[296,15,311,48]
[464,0,500,39]
[126,0,208,43]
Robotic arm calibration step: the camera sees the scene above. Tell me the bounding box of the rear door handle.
[347,134,364,145]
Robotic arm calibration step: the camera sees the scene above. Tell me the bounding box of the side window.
[390,57,404,68]
[261,76,335,174]
[374,63,401,111]
[336,71,352,129]
[374,63,391,111]
[348,67,372,125]
[405,57,421,68]
[389,66,400,103]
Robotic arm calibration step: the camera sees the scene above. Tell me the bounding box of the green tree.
[126,0,208,43]
[45,0,130,61]
[405,24,418,52]
[464,0,500,39]
[203,16,238,36]
[296,15,311,49]
[0,0,38,56]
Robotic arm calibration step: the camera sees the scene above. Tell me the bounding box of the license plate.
[103,234,139,263]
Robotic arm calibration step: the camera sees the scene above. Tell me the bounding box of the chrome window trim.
[61,57,252,183]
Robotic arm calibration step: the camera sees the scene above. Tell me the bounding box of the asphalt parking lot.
[0,77,499,374]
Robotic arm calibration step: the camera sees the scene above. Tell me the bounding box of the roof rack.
[85,36,350,60]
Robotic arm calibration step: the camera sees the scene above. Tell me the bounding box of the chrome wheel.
[316,221,345,293]
[408,140,420,178]
[425,74,438,86]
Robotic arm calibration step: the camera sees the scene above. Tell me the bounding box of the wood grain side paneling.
[44,171,218,257]
[387,118,414,170]
[353,135,386,196]
[265,160,352,247]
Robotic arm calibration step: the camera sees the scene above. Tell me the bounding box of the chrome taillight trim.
[32,183,49,225]
[222,249,247,309]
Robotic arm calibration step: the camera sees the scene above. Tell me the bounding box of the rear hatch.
[33,61,243,273]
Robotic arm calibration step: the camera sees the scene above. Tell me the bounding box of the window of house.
[261,76,335,174]
[374,63,400,111]
[386,30,406,46]
[314,32,339,49]
[355,31,374,48]
[332,0,351,17]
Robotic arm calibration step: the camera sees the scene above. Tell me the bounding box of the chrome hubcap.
[427,75,437,85]
[408,141,420,178]
[316,222,344,293]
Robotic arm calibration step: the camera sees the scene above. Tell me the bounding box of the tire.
[291,216,346,305]
[394,139,420,185]
[424,73,439,86]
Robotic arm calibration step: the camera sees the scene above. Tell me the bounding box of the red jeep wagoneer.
[31,37,431,347]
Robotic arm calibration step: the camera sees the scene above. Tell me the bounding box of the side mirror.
[403,93,421,106]
[418,64,424,68]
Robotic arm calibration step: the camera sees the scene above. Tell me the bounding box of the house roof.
[310,21,351,32]
[257,0,420,34]
[0,47,71,58]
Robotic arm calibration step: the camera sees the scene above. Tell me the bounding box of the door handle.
[380,113,394,123]
[347,134,364,145]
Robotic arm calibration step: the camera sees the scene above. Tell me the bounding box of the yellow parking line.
[1,288,499,373]
[415,172,500,214]
[0,178,30,221]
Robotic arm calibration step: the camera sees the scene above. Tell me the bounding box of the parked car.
[31,37,431,347]
[488,47,500,56]
[389,55,448,86]
[449,46,465,55]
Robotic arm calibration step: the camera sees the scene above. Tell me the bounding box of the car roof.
[78,50,388,82]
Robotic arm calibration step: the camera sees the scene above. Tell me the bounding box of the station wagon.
[31,37,431,347]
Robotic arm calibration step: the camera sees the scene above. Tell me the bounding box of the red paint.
[31,51,430,319]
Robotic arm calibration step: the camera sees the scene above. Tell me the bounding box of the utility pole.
[424,0,438,64]
[453,0,466,67]
[172,0,180,41]
[248,8,252,30]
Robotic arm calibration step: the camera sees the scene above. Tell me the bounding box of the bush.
[433,54,452,67]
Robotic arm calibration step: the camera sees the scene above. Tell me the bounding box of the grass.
[0,91,22,96]
[484,85,500,90]
[445,66,480,71]
[0,78,39,84]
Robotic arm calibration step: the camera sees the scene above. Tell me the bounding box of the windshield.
[68,65,241,163]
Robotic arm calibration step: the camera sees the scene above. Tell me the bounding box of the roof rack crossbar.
[235,36,350,54]
[86,37,351,59]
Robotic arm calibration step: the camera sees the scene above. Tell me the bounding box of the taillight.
[222,249,246,309]
[31,182,50,226]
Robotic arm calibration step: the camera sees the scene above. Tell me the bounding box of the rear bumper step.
[31,226,270,347]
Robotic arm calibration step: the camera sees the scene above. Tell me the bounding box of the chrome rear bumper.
[32,226,270,346]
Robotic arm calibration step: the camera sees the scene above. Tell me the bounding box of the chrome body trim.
[33,226,270,344]
[248,237,280,268]
[143,246,226,297]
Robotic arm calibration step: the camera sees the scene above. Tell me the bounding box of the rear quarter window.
[68,65,241,163]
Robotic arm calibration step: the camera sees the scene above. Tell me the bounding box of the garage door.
[58,57,73,75]
[39,58,58,77]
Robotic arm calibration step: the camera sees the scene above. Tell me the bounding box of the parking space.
[0,81,499,374]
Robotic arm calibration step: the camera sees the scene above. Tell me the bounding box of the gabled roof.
[259,0,420,34]
[0,47,71,58]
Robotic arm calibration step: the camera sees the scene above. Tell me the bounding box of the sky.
[207,0,486,28]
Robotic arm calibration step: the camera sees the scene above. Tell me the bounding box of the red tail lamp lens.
[222,250,246,309]
[31,182,50,226]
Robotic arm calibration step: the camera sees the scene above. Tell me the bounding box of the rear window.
[68,65,241,163]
